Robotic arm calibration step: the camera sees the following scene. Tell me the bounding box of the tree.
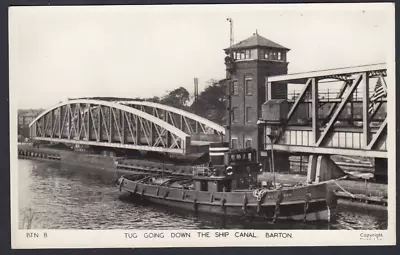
[146,96,161,103]
[161,87,190,110]
[190,79,227,125]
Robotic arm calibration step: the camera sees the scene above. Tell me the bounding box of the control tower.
[224,32,289,157]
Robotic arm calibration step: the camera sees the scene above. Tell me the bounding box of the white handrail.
[192,165,211,176]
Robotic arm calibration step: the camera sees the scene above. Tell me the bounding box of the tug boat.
[117,144,337,222]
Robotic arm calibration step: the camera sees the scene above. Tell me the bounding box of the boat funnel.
[209,142,229,166]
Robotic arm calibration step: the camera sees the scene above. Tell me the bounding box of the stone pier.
[262,151,290,173]
[307,155,346,183]
[374,158,388,183]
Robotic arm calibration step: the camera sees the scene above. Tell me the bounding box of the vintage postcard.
[9,3,396,248]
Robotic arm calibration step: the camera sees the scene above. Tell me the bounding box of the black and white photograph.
[9,3,396,248]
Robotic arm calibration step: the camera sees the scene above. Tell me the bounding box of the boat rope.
[313,175,348,185]
[118,178,124,192]
[140,189,145,200]
[303,192,311,222]
[333,180,356,198]
[300,176,353,198]
[221,198,226,215]
[271,191,284,224]
[257,200,262,214]
[242,195,248,216]
[163,191,169,199]
[253,188,268,202]
[193,199,198,213]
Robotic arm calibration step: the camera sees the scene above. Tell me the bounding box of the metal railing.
[286,89,384,102]
[192,165,211,176]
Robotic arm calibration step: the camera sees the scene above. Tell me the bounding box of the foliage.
[161,87,190,110]
[147,96,161,103]
[190,79,227,125]
[134,80,227,124]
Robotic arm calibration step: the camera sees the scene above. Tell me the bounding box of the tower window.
[232,80,239,95]
[236,51,241,60]
[232,107,238,123]
[245,79,252,95]
[264,50,269,59]
[231,138,239,149]
[270,51,276,60]
[245,139,252,148]
[278,52,282,60]
[246,107,252,122]
[245,50,251,59]
[274,51,279,60]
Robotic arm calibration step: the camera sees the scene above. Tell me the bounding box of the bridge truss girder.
[29,99,191,154]
[263,63,388,158]
[72,99,226,142]
[117,100,225,141]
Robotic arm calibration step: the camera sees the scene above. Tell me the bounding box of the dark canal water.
[18,159,388,230]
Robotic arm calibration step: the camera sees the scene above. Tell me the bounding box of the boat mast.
[267,132,276,188]
[227,17,233,149]
[271,135,276,188]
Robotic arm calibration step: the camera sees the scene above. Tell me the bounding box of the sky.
[9,3,394,109]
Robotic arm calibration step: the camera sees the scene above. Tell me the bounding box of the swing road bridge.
[28,98,226,155]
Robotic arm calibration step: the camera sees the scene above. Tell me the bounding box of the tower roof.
[225,33,290,51]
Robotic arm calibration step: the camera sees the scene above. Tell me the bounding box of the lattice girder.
[29,99,191,154]
[263,64,388,157]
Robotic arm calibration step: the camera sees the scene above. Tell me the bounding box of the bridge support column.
[59,106,64,138]
[98,109,102,142]
[307,155,345,183]
[306,155,318,183]
[109,107,113,143]
[374,158,387,183]
[135,116,140,145]
[88,104,92,141]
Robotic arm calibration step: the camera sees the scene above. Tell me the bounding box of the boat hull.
[130,193,333,222]
[118,177,336,222]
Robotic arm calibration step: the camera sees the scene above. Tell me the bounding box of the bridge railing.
[286,89,386,102]
[192,165,210,176]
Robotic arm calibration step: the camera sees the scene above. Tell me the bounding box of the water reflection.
[18,159,387,230]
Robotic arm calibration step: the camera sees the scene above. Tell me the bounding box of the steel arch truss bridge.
[121,100,225,141]
[261,63,388,158]
[29,99,226,154]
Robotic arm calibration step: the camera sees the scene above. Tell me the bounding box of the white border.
[9,3,396,249]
